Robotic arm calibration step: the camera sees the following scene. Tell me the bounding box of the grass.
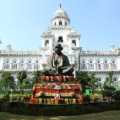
[0,110,120,120]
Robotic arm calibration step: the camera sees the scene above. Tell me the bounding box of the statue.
[43,43,74,76]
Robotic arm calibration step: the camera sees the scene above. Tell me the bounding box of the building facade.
[0,5,120,86]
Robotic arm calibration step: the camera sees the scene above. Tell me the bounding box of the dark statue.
[43,43,74,76]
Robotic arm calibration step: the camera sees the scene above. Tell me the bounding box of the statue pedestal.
[30,75,83,104]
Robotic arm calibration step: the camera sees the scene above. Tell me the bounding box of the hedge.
[1,101,120,116]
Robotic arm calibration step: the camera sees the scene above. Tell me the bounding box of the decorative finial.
[48,27,49,29]
[60,4,61,8]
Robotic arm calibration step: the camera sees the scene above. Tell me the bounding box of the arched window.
[89,60,94,69]
[59,21,62,25]
[54,22,56,25]
[113,77,118,88]
[58,36,63,42]
[45,40,49,47]
[72,40,76,46]
[97,78,102,89]
[65,22,67,25]
[104,60,109,70]
[27,60,32,70]
[4,59,10,70]
[97,60,101,70]
[111,60,117,69]
[19,59,25,70]
[12,59,17,70]
[34,60,40,70]
[81,60,87,69]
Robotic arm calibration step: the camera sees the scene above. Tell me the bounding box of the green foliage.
[76,72,99,93]
[32,70,42,85]
[21,78,32,91]
[76,71,90,93]
[0,72,15,91]
[88,73,99,93]
[17,71,27,84]
[101,86,116,97]
[112,90,120,101]
[17,71,27,92]
[3,102,120,116]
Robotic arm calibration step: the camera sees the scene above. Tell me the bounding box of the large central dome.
[52,5,70,22]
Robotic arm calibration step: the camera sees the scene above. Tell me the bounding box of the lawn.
[0,110,120,120]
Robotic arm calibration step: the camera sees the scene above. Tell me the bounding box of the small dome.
[44,29,51,33]
[41,29,54,38]
[42,29,53,35]
[69,28,78,34]
[52,6,70,22]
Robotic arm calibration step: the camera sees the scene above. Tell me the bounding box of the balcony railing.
[3,63,40,71]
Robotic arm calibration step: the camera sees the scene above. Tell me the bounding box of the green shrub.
[1,102,120,116]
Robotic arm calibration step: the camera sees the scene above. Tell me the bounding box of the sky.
[0,0,120,51]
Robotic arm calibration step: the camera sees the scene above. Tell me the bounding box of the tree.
[102,71,116,98]
[0,72,15,91]
[17,71,27,92]
[21,77,32,91]
[76,71,90,93]
[32,70,42,86]
[88,72,99,93]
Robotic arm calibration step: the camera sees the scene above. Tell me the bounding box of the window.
[97,60,101,70]
[4,64,10,69]
[65,22,67,25]
[12,60,17,70]
[89,60,94,69]
[4,60,10,70]
[58,36,63,42]
[59,21,62,25]
[54,22,56,25]
[72,40,76,47]
[111,61,117,69]
[45,40,49,47]
[81,60,86,69]
[27,63,32,70]
[19,60,25,70]
[113,77,118,88]
[104,60,109,69]
[34,60,39,70]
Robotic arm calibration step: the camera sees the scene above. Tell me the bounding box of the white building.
[0,5,120,85]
